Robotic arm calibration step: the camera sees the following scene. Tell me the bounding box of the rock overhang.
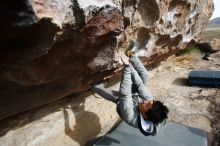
[0,0,214,120]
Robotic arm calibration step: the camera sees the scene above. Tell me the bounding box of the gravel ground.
[147,49,220,146]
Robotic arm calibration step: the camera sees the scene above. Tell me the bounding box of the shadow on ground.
[63,92,102,146]
[0,91,102,146]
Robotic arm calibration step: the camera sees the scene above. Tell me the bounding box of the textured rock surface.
[0,85,120,146]
[0,0,214,121]
[1,51,220,146]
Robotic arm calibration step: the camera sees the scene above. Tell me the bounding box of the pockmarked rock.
[0,0,214,121]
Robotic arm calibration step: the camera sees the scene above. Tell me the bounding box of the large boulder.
[0,0,214,120]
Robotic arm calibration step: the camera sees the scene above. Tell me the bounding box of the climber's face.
[138,100,154,119]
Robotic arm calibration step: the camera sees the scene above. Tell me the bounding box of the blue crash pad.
[188,70,220,87]
[91,121,207,146]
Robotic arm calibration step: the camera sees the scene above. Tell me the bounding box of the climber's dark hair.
[145,101,169,125]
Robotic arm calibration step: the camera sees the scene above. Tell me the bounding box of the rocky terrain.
[148,45,220,146]
[1,40,219,146]
[0,0,216,146]
[0,0,213,120]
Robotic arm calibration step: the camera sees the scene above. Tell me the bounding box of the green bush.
[182,46,200,54]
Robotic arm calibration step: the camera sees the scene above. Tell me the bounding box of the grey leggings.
[92,56,150,103]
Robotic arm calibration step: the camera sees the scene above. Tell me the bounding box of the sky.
[210,0,220,19]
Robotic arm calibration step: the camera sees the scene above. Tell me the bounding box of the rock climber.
[92,42,169,136]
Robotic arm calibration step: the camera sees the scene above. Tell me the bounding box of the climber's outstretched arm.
[130,65,154,101]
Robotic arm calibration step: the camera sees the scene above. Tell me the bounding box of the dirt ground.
[147,39,220,146]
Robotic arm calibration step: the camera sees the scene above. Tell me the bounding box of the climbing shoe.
[126,41,140,57]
